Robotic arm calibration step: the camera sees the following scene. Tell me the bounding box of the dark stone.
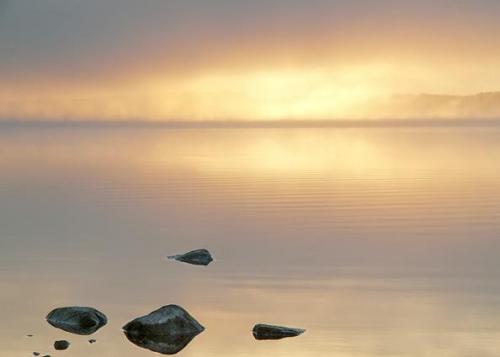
[54,340,70,350]
[167,249,213,266]
[26,334,34,337]
[33,353,40,356]
[252,324,305,340]
[46,307,107,335]
[88,339,97,344]
[123,305,204,355]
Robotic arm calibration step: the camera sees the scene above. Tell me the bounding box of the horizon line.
[1,118,500,129]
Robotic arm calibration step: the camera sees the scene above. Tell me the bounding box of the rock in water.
[54,340,70,350]
[167,249,213,266]
[46,307,107,335]
[252,324,305,340]
[123,305,204,335]
[123,305,204,354]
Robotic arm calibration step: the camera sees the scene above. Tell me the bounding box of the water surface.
[1,126,500,356]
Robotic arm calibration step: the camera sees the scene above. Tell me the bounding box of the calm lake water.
[1,125,500,356]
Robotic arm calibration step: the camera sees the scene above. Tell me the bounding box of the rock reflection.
[124,329,201,355]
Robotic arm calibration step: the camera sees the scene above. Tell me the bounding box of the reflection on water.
[1,126,500,356]
[124,328,201,355]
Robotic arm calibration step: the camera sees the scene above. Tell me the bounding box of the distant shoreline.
[1,118,500,129]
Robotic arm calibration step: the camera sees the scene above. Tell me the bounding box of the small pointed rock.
[168,249,213,266]
[46,306,107,335]
[252,324,305,340]
[123,305,204,354]
[54,340,70,350]
[89,339,97,344]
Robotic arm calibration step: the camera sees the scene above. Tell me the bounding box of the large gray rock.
[46,307,107,335]
[123,305,204,355]
[252,324,305,340]
[167,249,213,266]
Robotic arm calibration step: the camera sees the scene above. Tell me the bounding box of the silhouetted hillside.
[376,92,500,119]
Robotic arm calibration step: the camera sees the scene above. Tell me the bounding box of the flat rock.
[252,324,305,340]
[123,305,204,354]
[46,307,107,335]
[54,340,70,350]
[167,249,213,266]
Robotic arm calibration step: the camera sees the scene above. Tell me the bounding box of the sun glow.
[0,66,391,121]
[2,61,499,121]
[153,68,385,120]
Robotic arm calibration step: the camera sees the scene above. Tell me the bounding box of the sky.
[1,0,500,121]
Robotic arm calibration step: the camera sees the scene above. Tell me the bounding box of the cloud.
[1,0,500,84]
[1,1,500,120]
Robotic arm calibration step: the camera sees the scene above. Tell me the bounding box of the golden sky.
[1,0,500,121]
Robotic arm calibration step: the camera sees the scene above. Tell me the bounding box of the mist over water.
[1,125,500,356]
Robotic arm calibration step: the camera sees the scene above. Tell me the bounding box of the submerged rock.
[54,340,70,350]
[33,353,40,356]
[46,307,107,335]
[123,305,204,355]
[252,324,305,340]
[167,249,213,266]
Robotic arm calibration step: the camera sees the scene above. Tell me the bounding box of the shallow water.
[1,125,500,356]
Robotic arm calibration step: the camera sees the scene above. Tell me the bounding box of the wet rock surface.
[168,249,213,266]
[123,305,204,354]
[46,306,107,335]
[54,340,70,350]
[252,324,305,340]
